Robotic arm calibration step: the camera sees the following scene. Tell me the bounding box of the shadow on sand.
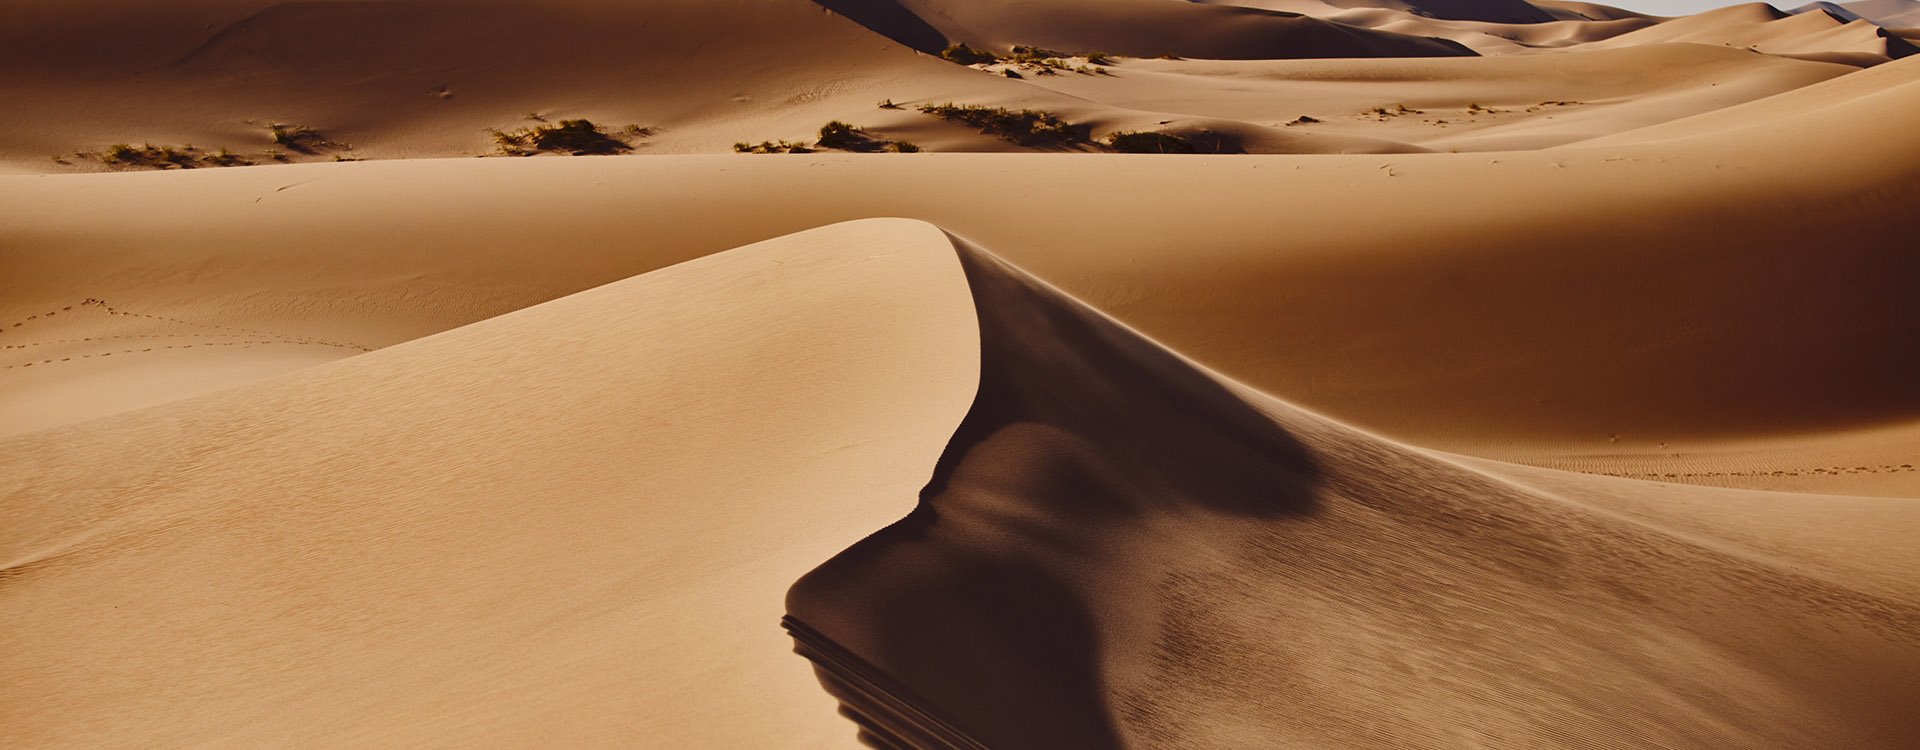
[786,235,1324,748]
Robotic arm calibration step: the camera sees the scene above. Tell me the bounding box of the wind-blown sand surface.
[4,0,1919,747]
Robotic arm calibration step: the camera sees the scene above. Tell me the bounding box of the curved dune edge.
[2,214,1916,747]
[0,219,987,748]
[787,230,1920,749]
[6,0,1907,170]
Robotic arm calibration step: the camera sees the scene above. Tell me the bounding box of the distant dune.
[2,0,1911,169]
[1593,1,1918,64]
[817,0,1475,58]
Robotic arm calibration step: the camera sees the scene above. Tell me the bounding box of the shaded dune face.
[811,0,1476,59]
[786,239,1324,748]
[787,236,1920,749]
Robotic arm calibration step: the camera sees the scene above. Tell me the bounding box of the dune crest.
[8,0,1920,745]
[814,0,1476,59]
[787,232,1920,748]
[0,219,984,747]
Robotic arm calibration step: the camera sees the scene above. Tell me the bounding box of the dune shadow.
[785,235,1324,748]
[812,0,950,55]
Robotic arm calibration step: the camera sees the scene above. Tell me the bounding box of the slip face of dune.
[787,236,1920,749]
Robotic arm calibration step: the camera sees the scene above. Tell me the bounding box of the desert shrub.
[199,149,254,167]
[815,121,922,153]
[1105,131,1197,154]
[817,121,872,150]
[1287,115,1321,126]
[1086,51,1113,65]
[1008,45,1066,60]
[269,124,337,154]
[940,43,995,65]
[733,140,812,154]
[97,143,254,170]
[878,98,900,110]
[1366,104,1424,118]
[916,103,1081,145]
[1006,45,1069,69]
[494,119,632,156]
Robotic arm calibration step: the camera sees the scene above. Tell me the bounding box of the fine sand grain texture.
[4,0,1919,747]
[0,220,984,747]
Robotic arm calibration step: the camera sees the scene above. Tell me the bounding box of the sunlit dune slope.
[0,219,982,748]
[2,0,1898,170]
[7,215,1914,749]
[1592,2,1918,64]
[0,0,1025,164]
[8,55,1917,459]
[1005,43,1852,152]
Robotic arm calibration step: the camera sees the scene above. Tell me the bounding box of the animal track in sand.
[1,298,370,370]
[1601,464,1917,480]
[3,340,338,370]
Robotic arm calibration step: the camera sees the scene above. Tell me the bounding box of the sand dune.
[9,217,1916,747]
[1197,0,1657,53]
[1593,1,1919,64]
[0,0,1024,165]
[7,0,1920,747]
[1314,0,1558,23]
[1532,0,1658,21]
[8,54,1916,456]
[4,0,1898,170]
[1001,44,1852,151]
[0,220,984,747]
[1827,0,1920,25]
[789,232,1920,748]
[817,0,1474,59]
